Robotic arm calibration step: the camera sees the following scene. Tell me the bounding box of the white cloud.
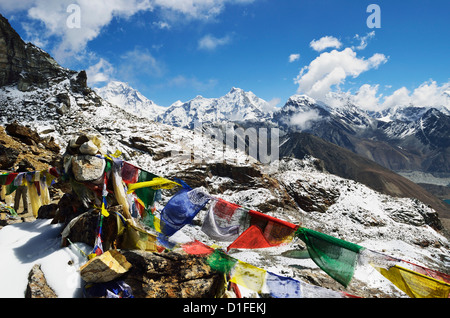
[198,34,231,50]
[290,109,322,130]
[353,31,375,50]
[382,81,450,109]
[153,0,255,21]
[328,81,450,112]
[310,36,342,52]
[14,0,154,62]
[0,0,35,13]
[351,84,381,111]
[86,58,115,85]
[289,54,300,63]
[381,87,411,109]
[2,0,254,62]
[294,48,388,102]
[118,47,164,80]
[153,21,171,29]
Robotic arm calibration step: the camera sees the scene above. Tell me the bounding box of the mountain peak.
[288,94,317,105]
[95,81,166,117]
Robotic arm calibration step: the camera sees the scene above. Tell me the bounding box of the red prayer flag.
[227,225,273,251]
[182,240,215,256]
[227,210,299,251]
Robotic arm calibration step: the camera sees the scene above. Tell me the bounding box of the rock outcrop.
[25,264,57,298]
[120,250,226,298]
[0,14,76,91]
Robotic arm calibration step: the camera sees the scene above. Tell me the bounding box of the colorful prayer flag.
[159,187,210,236]
[295,227,365,287]
[227,209,299,251]
[264,271,302,298]
[230,260,266,294]
[201,199,242,242]
[374,265,450,298]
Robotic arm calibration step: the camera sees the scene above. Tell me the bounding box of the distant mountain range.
[96,81,450,186]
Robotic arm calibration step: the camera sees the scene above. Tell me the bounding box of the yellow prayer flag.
[376,265,450,298]
[153,216,161,233]
[230,260,267,293]
[101,202,110,217]
[126,177,180,194]
[26,181,42,218]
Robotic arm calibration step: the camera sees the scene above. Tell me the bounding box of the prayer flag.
[295,228,364,287]
[206,249,237,274]
[230,260,266,294]
[227,209,299,251]
[375,265,450,298]
[159,187,210,236]
[182,240,215,256]
[201,199,242,242]
[265,271,302,298]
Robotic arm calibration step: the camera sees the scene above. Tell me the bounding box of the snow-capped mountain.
[157,87,273,129]
[95,81,166,118]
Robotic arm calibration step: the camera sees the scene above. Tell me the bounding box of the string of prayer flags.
[227,209,299,251]
[179,241,362,298]
[159,186,210,237]
[90,213,105,258]
[295,227,365,287]
[374,265,450,298]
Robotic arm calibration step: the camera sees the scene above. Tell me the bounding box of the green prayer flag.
[295,228,364,287]
[206,249,237,274]
[134,170,159,210]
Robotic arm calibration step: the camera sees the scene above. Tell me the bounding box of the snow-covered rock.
[158,87,273,128]
[95,81,166,118]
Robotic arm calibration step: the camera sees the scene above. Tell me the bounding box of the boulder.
[25,264,57,298]
[0,144,19,169]
[60,208,117,251]
[5,121,40,145]
[71,155,106,182]
[79,140,98,156]
[52,192,82,224]
[37,204,58,219]
[120,250,226,298]
[79,250,132,283]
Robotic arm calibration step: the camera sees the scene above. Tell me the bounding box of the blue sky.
[1,0,449,110]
